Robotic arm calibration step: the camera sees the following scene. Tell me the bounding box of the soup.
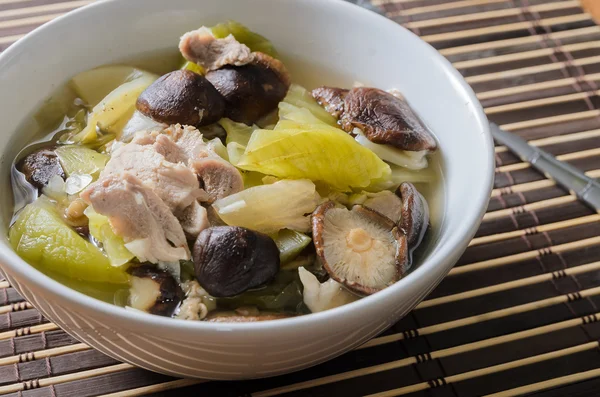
[9,21,442,322]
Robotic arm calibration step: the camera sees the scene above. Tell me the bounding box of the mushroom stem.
[346,228,374,253]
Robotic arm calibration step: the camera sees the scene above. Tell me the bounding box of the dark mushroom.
[311,86,349,119]
[128,265,185,317]
[205,310,295,322]
[396,182,429,250]
[205,53,291,125]
[341,87,437,151]
[193,226,280,297]
[17,146,65,191]
[311,86,437,152]
[136,70,225,127]
[311,201,405,295]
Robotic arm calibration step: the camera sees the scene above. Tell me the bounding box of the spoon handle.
[490,123,600,212]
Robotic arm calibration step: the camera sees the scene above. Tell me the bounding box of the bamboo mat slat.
[1,0,600,396]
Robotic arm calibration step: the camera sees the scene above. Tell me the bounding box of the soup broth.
[9,24,444,321]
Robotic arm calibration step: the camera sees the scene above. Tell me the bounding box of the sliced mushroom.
[341,87,437,151]
[17,147,65,190]
[128,264,184,317]
[362,190,403,223]
[311,86,349,119]
[136,70,225,127]
[298,267,358,313]
[311,86,437,152]
[397,182,429,250]
[191,157,244,203]
[175,201,209,238]
[205,310,295,322]
[205,53,291,125]
[193,226,280,297]
[312,201,405,295]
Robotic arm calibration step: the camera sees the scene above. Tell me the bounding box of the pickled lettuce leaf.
[84,207,134,267]
[181,61,205,75]
[241,170,268,188]
[72,71,158,143]
[210,20,279,58]
[55,145,109,178]
[217,270,304,312]
[227,142,246,166]
[71,65,148,107]
[9,196,128,284]
[280,84,338,127]
[272,229,311,264]
[207,137,229,161]
[237,117,391,191]
[213,179,321,233]
[219,118,256,146]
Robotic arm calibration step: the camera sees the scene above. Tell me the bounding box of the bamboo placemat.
[2,0,600,396]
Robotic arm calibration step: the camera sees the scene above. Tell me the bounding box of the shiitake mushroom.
[311,86,437,152]
[311,201,405,296]
[342,87,437,151]
[17,146,65,191]
[205,53,291,125]
[397,182,429,251]
[128,265,184,317]
[193,226,280,297]
[311,86,348,119]
[136,70,225,127]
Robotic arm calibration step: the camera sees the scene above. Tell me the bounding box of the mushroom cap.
[128,264,185,317]
[341,87,437,152]
[192,226,280,297]
[311,201,404,295]
[397,182,430,250]
[362,190,403,223]
[205,53,291,125]
[17,147,65,191]
[311,86,349,119]
[136,69,226,127]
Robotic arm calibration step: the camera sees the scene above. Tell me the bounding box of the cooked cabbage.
[237,112,390,191]
[9,196,128,283]
[71,70,158,143]
[84,206,134,267]
[280,84,338,127]
[70,65,147,107]
[213,179,321,233]
[55,145,109,178]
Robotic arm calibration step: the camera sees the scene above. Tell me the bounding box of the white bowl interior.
[0,0,492,343]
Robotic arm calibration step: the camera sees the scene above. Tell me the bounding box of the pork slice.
[102,142,205,210]
[179,27,254,72]
[191,157,244,202]
[81,174,190,263]
[159,125,214,163]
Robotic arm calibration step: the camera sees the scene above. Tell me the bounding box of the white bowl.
[0,0,494,379]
